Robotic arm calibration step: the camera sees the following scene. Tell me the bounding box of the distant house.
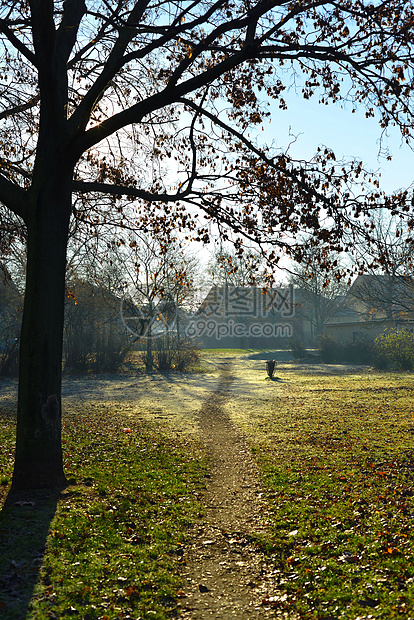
[191,285,303,348]
[324,275,414,344]
[63,279,129,370]
[192,277,414,349]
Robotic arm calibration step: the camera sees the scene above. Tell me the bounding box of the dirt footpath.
[177,360,287,619]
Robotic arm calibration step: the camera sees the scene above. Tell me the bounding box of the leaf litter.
[1,353,414,618]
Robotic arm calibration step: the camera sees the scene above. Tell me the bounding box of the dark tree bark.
[12,162,73,489]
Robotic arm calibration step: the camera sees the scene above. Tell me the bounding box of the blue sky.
[194,90,414,271]
[266,93,414,195]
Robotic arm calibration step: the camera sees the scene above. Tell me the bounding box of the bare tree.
[349,212,414,318]
[119,233,198,369]
[289,244,348,341]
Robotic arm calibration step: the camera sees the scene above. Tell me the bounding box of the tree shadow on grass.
[0,486,62,619]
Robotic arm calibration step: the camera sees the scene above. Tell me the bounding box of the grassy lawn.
[0,403,208,619]
[236,367,414,619]
[1,359,414,619]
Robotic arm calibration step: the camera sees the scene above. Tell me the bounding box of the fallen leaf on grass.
[286,556,300,566]
[385,547,401,555]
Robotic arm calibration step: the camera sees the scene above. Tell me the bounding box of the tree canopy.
[1,0,414,488]
[1,0,414,255]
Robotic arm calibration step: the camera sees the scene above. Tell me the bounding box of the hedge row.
[316,329,414,370]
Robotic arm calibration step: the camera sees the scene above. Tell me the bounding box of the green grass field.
[1,360,414,619]
[0,405,208,619]
[237,369,414,619]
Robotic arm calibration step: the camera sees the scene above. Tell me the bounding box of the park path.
[177,361,285,619]
[0,354,293,617]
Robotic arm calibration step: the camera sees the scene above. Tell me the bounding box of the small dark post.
[266,359,276,378]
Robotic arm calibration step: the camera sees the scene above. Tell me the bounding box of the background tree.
[0,265,22,376]
[0,0,413,488]
[349,211,414,318]
[289,243,348,342]
[119,233,198,371]
[64,278,132,373]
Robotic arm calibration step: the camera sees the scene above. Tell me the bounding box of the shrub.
[140,336,200,372]
[343,339,374,365]
[93,341,133,373]
[64,320,133,373]
[373,329,414,370]
[317,335,374,365]
[153,336,175,372]
[288,338,306,360]
[173,338,201,372]
[64,325,94,371]
[317,334,343,363]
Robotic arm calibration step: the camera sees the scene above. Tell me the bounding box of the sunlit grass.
[238,368,414,618]
[201,348,255,356]
[3,361,414,619]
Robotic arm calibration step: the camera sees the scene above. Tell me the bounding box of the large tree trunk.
[12,166,72,490]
